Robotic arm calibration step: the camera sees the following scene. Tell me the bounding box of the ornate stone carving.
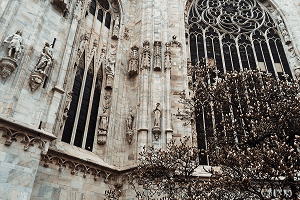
[128,46,139,76]
[29,42,53,92]
[77,33,89,58]
[60,92,73,129]
[152,103,161,140]
[141,41,151,70]
[103,95,112,109]
[169,35,182,48]
[42,153,115,181]
[112,15,120,40]
[164,43,171,71]
[105,57,115,89]
[123,27,130,40]
[277,18,292,45]
[98,109,109,145]
[153,41,162,71]
[0,126,47,155]
[126,109,134,145]
[35,42,53,74]
[294,66,300,81]
[0,30,24,79]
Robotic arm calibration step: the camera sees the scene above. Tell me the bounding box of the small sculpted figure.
[35,42,53,74]
[4,30,23,60]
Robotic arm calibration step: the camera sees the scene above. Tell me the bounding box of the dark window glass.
[74,59,94,148]
[97,9,103,22]
[89,0,96,15]
[105,12,111,29]
[62,53,85,144]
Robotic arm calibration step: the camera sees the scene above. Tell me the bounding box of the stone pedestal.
[0,57,18,79]
[126,130,134,145]
[98,130,107,145]
[29,71,47,92]
[105,74,114,89]
[152,126,161,140]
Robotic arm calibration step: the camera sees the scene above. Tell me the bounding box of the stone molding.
[42,150,131,185]
[0,126,48,155]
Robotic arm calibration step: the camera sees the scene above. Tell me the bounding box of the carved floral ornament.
[0,126,47,155]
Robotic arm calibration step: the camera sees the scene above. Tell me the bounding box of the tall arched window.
[62,54,103,151]
[188,0,292,164]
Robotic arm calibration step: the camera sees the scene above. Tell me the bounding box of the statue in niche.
[4,30,23,60]
[152,103,161,140]
[98,109,109,145]
[35,42,53,74]
[154,41,162,71]
[112,15,120,40]
[128,46,139,76]
[105,57,115,89]
[141,41,151,69]
[29,42,54,92]
[0,30,24,79]
[99,109,109,131]
[126,109,134,145]
[126,109,134,131]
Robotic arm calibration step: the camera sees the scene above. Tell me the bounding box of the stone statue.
[126,109,134,131]
[112,15,120,39]
[152,103,161,140]
[4,30,23,60]
[153,103,161,128]
[35,42,53,74]
[294,66,300,81]
[99,109,109,131]
[128,46,139,76]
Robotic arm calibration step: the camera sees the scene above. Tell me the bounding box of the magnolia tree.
[130,60,300,200]
[129,137,203,199]
[185,60,300,199]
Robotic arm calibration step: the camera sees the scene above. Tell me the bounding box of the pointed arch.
[187,0,294,165]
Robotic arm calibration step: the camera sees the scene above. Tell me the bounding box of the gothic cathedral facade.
[0,0,299,199]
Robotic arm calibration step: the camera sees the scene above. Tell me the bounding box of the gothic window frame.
[61,52,104,151]
[186,0,295,165]
[59,0,121,151]
[89,0,113,29]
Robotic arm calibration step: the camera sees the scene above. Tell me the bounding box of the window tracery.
[188,0,293,164]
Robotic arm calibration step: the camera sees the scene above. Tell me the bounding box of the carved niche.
[164,42,171,71]
[112,15,120,40]
[153,41,162,71]
[128,46,139,76]
[29,42,53,92]
[141,41,151,70]
[98,109,109,145]
[0,30,24,79]
[152,103,161,140]
[126,109,134,145]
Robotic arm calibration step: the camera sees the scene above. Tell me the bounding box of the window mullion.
[219,35,227,74]
[70,59,89,145]
[81,70,97,148]
[250,35,261,71]
[235,36,244,71]
[265,35,279,77]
